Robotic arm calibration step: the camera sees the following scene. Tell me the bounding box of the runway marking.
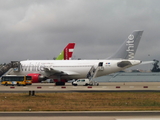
[37,87,42,89]
[102,86,107,89]
[10,87,15,89]
[23,87,28,88]
[88,86,92,88]
[49,87,53,88]
[143,86,148,88]
[72,87,77,89]
[130,86,134,88]
[116,118,159,120]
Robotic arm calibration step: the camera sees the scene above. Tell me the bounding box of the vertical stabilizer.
[108,30,143,60]
[56,43,75,60]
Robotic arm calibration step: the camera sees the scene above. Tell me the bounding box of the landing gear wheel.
[55,82,65,86]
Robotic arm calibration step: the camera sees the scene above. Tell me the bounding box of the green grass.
[0,92,160,111]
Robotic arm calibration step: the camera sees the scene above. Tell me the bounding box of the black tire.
[55,82,65,86]
[85,83,88,86]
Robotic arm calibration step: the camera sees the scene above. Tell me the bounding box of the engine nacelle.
[27,73,48,83]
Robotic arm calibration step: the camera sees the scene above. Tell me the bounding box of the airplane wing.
[140,61,154,65]
[43,67,78,76]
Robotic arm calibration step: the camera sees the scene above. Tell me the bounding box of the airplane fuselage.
[9,59,141,80]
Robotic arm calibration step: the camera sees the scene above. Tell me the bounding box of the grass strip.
[0,92,160,111]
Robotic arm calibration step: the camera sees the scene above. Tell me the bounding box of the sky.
[0,0,160,70]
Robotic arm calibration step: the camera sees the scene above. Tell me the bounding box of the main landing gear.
[55,82,65,86]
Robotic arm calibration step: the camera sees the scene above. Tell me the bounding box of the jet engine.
[27,73,48,83]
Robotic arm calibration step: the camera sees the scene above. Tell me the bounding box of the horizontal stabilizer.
[140,61,154,65]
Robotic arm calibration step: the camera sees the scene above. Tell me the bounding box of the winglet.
[108,30,143,60]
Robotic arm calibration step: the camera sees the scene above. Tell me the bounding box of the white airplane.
[8,30,143,85]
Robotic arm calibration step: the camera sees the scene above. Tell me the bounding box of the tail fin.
[108,30,143,60]
[56,43,75,60]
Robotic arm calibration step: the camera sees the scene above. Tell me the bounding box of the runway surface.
[1,83,160,119]
[0,111,160,120]
[0,82,160,92]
